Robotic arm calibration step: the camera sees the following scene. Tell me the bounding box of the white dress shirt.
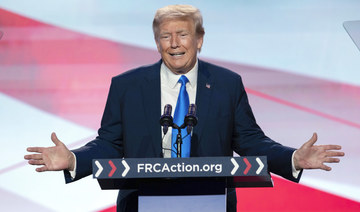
[160,61,198,158]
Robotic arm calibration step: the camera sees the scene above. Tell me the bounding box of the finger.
[26,147,44,153]
[51,132,61,146]
[36,166,49,172]
[28,159,45,166]
[323,157,341,163]
[304,132,318,147]
[323,145,342,151]
[325,151,345,157]
[24,154,43,160]
[320,164,332,171]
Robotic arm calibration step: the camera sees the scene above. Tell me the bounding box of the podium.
[93,156,272,212]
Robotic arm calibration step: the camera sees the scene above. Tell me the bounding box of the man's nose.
[170,35,180,48]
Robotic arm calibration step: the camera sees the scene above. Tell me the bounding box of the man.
[25,5,344,212]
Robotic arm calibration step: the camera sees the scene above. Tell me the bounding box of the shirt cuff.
[291,150,301,179]
[68,152,77,179]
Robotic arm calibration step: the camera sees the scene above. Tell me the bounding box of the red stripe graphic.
[108,160,117,177]
[243,158,251,175]
[246,88,360,129]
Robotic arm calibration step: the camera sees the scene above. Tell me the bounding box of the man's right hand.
[24,132,75,172]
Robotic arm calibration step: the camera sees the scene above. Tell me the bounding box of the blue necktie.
[171,75,190,158]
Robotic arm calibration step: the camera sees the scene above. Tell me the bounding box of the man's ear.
[197,35,204,52]
[155,38,161,53]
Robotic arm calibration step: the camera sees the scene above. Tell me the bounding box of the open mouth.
[169,52,185,56]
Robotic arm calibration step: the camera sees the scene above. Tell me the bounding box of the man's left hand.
[294,133,345,171]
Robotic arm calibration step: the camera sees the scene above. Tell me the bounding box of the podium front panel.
[93,156,273,189]
[139,194,226,212]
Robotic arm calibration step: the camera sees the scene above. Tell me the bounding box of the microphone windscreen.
[160,104,173,135]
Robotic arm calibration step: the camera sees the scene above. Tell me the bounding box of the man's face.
[156,18,203,74]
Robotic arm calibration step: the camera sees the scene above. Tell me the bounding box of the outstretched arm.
[294,133,344,171]
[24,132,75,172]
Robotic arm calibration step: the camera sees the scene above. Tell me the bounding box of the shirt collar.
[161,60,198,89]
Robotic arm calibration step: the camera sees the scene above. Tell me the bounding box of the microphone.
[160,104,173,135]
[184,104,198,135]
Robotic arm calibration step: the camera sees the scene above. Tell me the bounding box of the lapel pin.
[206,83,211,89]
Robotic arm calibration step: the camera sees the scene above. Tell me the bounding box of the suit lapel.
[193,60,213,149]
[140,61,162,157]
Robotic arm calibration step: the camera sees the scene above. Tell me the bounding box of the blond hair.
[152,5,205,40]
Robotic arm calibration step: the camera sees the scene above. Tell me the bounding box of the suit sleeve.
[231,76,302,182]
[64,77,124,183]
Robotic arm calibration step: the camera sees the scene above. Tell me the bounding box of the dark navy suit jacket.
[65,60,301,211]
